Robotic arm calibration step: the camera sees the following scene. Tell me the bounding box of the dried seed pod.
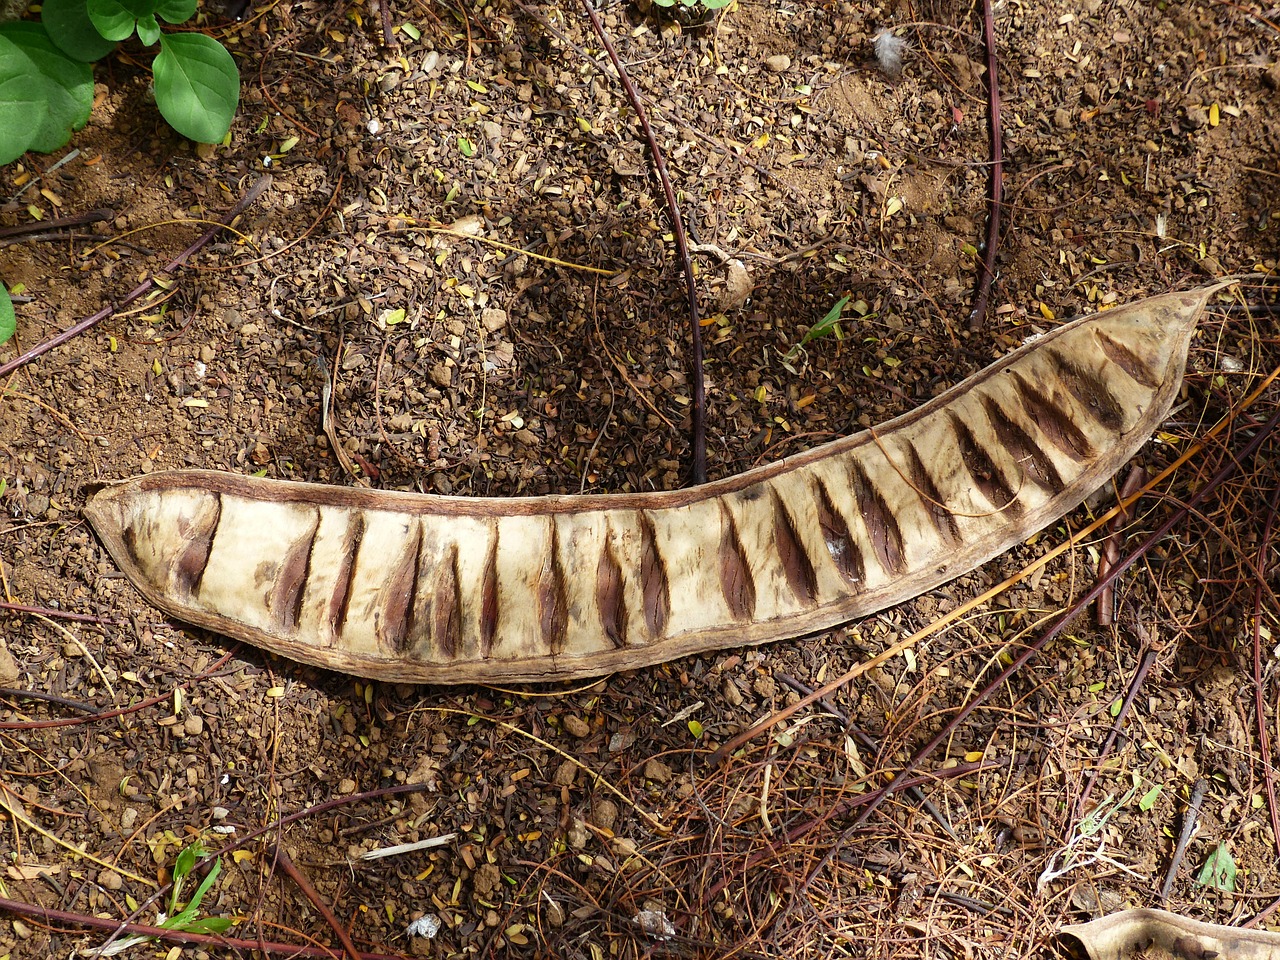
[85,286,1226,684]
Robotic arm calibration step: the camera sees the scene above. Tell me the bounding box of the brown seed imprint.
[903,442,961,546]
[272,509,319,630]
[1048,350,1127,431]
[979,395,1065,493]
[1094,328,1159,388]
[174,493,222,597]
[433,544,462,659]
[638,511,670,638]
[850,459,907,576]
[718,504,757,620]
[380,521,422,654]
[328,512,365,635]
[479,526,499,658]
[770,488,818,602]
[596,525,628,649]
[813,476,865,585]
[1010,371,1095,460]
[539,519,569,655]
[948,412,1022,514]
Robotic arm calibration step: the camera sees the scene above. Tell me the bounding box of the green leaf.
[687,719,703,739]
[185,858,222,913]
[153,0,195,22]
[86,0,155,41]
[0,23,92,159]
[173,842,201,884]
[785,294,851,362]
[42,0,118,61]
[0,284,15,346]
[153,33,239,143]
[1138,784,1162,811]
[1197,845,1237,892]
[135,13,160,45]
[164,856,220,929]
[0,37,45,164]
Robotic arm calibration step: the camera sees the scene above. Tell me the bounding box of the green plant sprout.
[1036,786,1141,891]
[88,842,233,957]
[784,294,852,364]
[0,0,239,166]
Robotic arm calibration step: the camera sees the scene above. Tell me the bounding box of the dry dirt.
[1,0,1279,957]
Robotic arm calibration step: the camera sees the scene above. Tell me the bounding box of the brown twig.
[273,846,361,960]
[0,175,270,380]
[970,0,1004,330]
[1096,467,1146,626]
[0,209,113,241]
[90,782,434,957]
[1252,477,1280,857]
[1158,778,1208,903]
[775,671,957,840]
[377,0,395,46]
[0,648,237,729]
[0,895,405,960]
[0,687,102,715]
[0,600,119,624]
[847,399,1280,830]
[576,0,707,484]
[1072,645,1157,823]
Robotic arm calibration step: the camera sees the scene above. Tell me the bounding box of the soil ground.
[1,0,1279,957]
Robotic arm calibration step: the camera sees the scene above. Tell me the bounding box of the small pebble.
[591,798,618,833]
[643,758,673,783]
[562,715,590,738]
[184,715,204,737]
[765,54,791,73]
[99,870,123,891]
[338,778,357,794]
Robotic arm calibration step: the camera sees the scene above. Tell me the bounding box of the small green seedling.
[90,842,232,956]
[784,295,852,363]
[0,0,239,166]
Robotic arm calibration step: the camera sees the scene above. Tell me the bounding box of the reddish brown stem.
[1253,479,1280,856]
[0,176,270,380]
[1073,645,1157,822]
[0,209,113,240]
[0,895,405,960]
[273,846,361,960]
[0,600,118,624]
[1096,467,1146,625]
[577,0,706,484]
[970,0,1004,330]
